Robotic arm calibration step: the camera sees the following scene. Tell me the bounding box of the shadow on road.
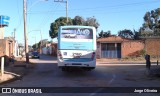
[38,55,57,61]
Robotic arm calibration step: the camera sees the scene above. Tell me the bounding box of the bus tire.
[62,67,69,71]
[62,67,66,71]
[82,67,92,71]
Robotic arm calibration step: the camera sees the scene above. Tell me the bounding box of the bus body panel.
[57,26,96,70]
[58,50,96,67]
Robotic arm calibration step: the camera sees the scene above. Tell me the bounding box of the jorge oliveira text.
[134,88,158,93]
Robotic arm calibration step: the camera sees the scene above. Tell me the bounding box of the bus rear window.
[61,28,93,39]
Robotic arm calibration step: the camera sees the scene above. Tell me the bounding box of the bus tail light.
[58,51,63,60]
[91,52,95,60]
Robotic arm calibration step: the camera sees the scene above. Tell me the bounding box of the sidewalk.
[96,58,159,64]
[0,57,34,85]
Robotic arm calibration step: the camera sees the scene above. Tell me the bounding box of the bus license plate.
[73,56,80,58]
[73,53,82,58]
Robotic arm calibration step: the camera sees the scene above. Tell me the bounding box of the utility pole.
[54,0,68,23]
[14,28,16,39]
[39,30,42,54]
[23,0,29,63]
[35,37,37,50]
[66,0,68,23]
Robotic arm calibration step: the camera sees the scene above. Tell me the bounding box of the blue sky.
[0,0,160,45]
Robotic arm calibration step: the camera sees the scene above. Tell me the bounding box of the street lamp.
[28,30,42,54]
[32,36,37,50]
[23,0,47,63]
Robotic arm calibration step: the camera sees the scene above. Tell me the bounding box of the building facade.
[144,37,160,56]
[41,42,57,56]
[97,36,145,58]
[0,38,15,66]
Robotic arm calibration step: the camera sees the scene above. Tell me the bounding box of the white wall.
[42,47,47,54]
[42,46,53,55]
[48,46,52,55]
[14,40,20,57]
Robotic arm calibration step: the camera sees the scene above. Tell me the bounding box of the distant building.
[42,42,57,56]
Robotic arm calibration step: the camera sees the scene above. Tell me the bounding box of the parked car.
[21,51,25,58]
[29,52,32,58]
[32,52,40,59]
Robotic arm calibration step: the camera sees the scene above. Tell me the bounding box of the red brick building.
[144,37,160,56]
[0,38,15,66]
[97,36,145,58]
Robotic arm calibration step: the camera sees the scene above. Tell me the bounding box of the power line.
[67,0,160,11]
[15,0,23,31]
[26,7,157,16]
[27,0,160,14]
[37,3,60,29]
[27,1,61,42]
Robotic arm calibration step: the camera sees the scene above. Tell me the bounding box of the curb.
[0,73,23,85]
[0,64,34,85]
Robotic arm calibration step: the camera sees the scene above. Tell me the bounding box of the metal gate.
[101,43,121,58]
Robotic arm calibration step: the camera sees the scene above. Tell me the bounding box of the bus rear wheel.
[61,67,70,71]
[62,67,66,71]
[82,67,95,71]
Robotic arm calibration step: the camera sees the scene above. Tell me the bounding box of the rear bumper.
[58,60,96,68]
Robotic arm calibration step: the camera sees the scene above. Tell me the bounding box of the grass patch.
[121,56,160,62]
[121,56,145,61]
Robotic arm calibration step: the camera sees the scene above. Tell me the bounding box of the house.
[0,37,16,66]
[17,43,25,57]
[0,15,13,66]
[97,36,145,59]
[41,42,57,56]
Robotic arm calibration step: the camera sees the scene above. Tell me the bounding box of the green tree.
[141,8,160,36]
[98,30,111,38]
[49,17,72,39]
[85,16,99,29]
[49,16,100,39]
[98,30,104,38]
[139,27,153,37]
[133,29,140,40]
[72,16,85,25]
[32,40,50,50]
[32,43,39,49]
[118,29,134,39]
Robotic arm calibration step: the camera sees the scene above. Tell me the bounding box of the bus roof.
[59,25,95,29]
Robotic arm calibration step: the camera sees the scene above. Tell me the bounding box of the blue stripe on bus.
[59,42,93,50]
[63,58,93,62]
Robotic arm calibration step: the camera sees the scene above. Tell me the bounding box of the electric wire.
[27,0,160,14]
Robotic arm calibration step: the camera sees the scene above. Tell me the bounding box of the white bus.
[57,26,97,71]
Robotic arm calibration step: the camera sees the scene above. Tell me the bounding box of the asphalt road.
[0,55,160,96]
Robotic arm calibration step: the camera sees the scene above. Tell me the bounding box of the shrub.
[140,49,146,56]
